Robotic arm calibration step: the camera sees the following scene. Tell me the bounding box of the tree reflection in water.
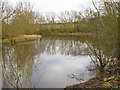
[2,43,44,88]
[2,36,118,88]
[2,36,93,88]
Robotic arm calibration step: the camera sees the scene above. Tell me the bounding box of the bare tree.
[86,0,118,72]
[50,12,56,24]
[1,0,15,23]
[58,11,67,23]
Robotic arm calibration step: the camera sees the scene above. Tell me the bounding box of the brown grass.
[13,35,41,39]
[55,33,91,36]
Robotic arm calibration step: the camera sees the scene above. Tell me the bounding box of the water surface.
[2,36,95,88]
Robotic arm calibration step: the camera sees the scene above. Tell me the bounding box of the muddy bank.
[65,63,120,88]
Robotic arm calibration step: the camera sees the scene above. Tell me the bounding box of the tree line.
[1,0,118,38]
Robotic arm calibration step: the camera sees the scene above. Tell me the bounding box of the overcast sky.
[8,0,97,14]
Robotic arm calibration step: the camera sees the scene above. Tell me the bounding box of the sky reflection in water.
[2,38,95,88]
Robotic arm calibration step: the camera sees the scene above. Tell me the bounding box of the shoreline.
[1,33,92,44]
[65,65,119,88]
[53,33,92,36]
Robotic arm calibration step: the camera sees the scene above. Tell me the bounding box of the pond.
[2,36,102,88]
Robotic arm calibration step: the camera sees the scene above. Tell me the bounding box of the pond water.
[2,36,96,88]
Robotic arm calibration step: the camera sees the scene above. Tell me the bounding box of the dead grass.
[13,35,41,39]
[54,33,92,36]
[2,35,41,44]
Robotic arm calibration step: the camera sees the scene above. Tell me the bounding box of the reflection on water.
[33,54,94,88]
[2,36,99,88]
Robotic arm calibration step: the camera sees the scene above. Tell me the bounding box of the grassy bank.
[1,35,41,44]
